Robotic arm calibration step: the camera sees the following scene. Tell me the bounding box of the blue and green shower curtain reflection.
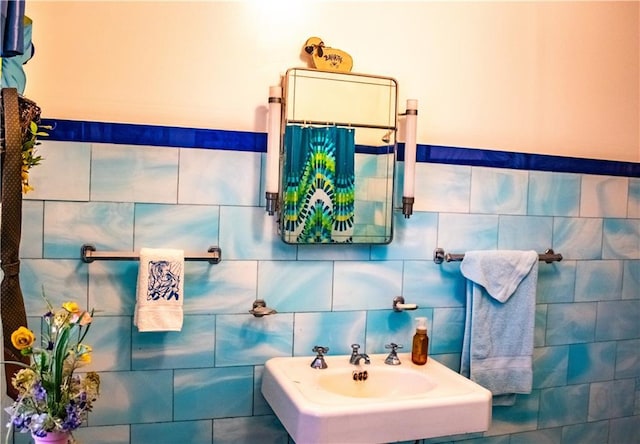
[282,125,355,243]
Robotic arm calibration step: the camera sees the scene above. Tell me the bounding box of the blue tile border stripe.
[42,118,639,177]
[42,118,266,152]
[418,144,640,177]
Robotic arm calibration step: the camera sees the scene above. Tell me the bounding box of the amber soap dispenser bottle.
[411,317,429,365]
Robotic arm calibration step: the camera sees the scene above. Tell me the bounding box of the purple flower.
[32,382,47,401]
[11,413,30,431]
[62,402,83,430]
[29,413,49,436]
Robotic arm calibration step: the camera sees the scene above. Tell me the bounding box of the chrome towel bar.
[433,248,562,264]
[81,244,222,264]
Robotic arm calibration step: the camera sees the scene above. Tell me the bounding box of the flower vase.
[31,431,70,444]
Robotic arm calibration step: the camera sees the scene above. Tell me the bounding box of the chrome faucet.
[310,346,329,369]
[349,343,370,365]
[384,343,403,365]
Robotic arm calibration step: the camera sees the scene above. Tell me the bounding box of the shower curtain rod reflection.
[433,248,563,264]
[287,119,396,131]
[80,244,222,264]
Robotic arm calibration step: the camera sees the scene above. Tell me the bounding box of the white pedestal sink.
[262,353,492,444]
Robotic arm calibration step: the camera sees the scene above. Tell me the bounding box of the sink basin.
[317,366,436,398]
[262,353,492,444]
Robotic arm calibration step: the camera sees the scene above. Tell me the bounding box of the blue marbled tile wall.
[12,131,640,444]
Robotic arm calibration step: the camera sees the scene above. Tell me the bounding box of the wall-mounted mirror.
[279,68,398,244]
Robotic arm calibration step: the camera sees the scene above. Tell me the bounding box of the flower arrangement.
[4,297,100,441]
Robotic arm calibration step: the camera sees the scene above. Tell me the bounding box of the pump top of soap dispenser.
[415,317,427,332]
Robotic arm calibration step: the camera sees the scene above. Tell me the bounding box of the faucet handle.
[350,343,360,353]
[384,343,403,365]
[312,345,329,355]
[311,345,329,369]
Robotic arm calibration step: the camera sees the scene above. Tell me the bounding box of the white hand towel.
[134,248,184,332]
[460,250,539,406]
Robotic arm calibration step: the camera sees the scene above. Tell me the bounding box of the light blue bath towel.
[460,250,539,406]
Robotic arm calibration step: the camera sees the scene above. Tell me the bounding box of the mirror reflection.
[279,68,398,244]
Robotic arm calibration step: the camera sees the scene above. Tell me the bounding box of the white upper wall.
[24,1,639,162]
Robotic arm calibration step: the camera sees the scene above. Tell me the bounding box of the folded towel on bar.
[134,248,184,332]
[460,250,539,406]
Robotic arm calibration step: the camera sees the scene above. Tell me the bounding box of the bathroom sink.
[262,353,492,444]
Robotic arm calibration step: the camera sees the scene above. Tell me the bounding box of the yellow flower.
[62,301,81,314]
[22,183,34,194]
[65,345,93,372]
[11,368,37,393]
[11,327,35,351]
[76,345,93,365]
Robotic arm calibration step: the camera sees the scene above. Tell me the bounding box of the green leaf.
[52,326,71,404]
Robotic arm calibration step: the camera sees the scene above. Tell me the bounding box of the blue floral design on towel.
[147,260,181,301]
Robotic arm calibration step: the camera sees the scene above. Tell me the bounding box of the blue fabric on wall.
[0,0,25,57]
[1,15,33,93]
